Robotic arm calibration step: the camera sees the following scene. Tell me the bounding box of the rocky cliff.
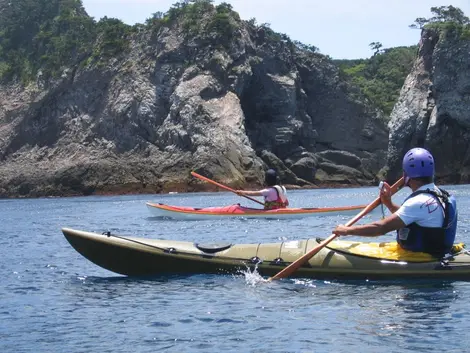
[0,1,388,197]
[386,26,470,183]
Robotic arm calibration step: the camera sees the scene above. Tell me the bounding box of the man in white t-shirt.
[237,169,289,210]
[333,147,458,256]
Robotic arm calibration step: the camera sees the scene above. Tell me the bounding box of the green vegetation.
[336,5,470,116]
[0,0,316,83]
[0,0,131,82]
[335,46,417,116]
[145,0,241,45]
[0,0,246,83]
[207,3,241,43]
[93,17,133,59]
[35,0,96,77]
[410,5,469,29]
[409,5,470,39]
[170,0,214,34]
[292,41,319,53]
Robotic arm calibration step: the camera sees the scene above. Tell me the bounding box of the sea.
[1,185,470,353]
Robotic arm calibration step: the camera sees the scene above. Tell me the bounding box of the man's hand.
[333,225,350,236]
[379,181,393,208]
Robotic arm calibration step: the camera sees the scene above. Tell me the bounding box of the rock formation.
[387,27,470,183]
[0,1,389,197]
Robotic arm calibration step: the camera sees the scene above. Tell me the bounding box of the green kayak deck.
[62,228,470,280]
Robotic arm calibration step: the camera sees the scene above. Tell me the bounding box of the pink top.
[260,188,279,202]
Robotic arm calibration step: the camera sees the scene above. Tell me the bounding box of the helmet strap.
[403,172,410,187]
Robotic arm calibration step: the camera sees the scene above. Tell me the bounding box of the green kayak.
[62,227,470,280]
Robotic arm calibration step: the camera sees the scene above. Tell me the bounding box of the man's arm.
[333,214,406,237]
[236,190,263,196]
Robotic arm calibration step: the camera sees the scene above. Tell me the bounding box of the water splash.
[238,264,268,286]
[239,265,322,288]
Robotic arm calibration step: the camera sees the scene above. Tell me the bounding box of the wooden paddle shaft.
[191,171,265,206]
[268,177,405,281]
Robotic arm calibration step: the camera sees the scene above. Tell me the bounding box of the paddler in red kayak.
[333,147,458,256]
[236,169,289,210]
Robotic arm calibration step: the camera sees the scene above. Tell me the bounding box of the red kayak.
[146,202,369,220]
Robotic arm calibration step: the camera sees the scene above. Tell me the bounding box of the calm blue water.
[2,185,470,353]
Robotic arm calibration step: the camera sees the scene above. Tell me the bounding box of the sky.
[81,0,470,59]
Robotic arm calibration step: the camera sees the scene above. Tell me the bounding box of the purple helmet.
[402,147,434,178]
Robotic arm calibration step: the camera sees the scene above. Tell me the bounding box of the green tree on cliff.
[369,42,383,56]
[93,17,132,59]
[409,5,469,28]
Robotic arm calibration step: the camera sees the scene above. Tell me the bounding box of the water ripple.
[1,187,470,352]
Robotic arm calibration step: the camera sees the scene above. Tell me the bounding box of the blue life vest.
[396,188,458,256]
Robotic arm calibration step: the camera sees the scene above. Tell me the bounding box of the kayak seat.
[195,243,232,254]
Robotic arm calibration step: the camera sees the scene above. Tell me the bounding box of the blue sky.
[81,0,470,59]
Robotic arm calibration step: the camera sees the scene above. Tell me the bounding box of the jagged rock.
[259,150,308,186]
[387,27,470,183]
[290,155,318,183]
[317,150,362,169]
[316,162,367,185]
[313,150,378,184]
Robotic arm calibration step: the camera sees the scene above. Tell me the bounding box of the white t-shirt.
[395,183,445,227]
[260,186,287,202]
